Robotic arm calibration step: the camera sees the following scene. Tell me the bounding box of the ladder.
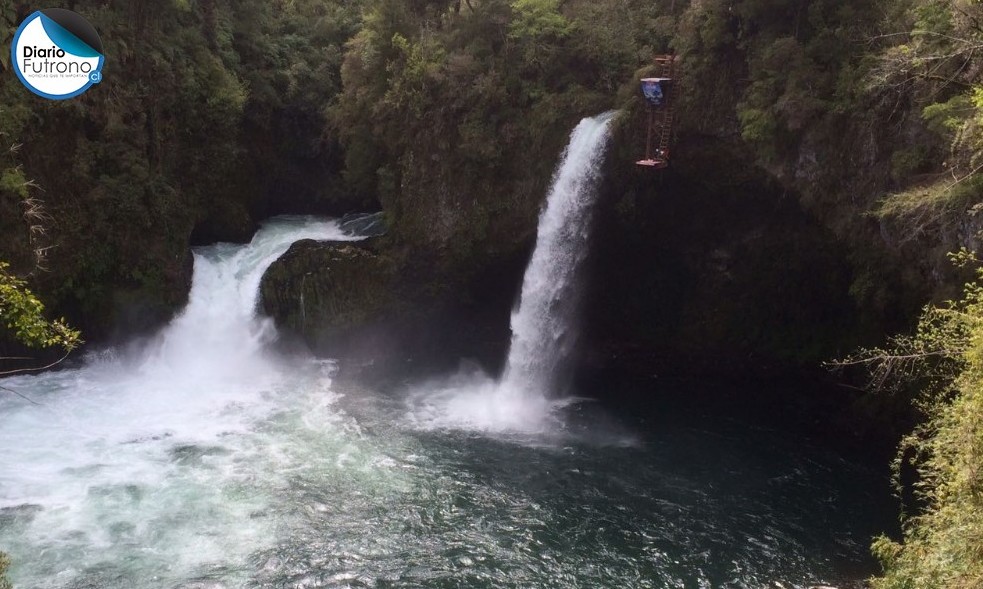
[653,55,675,160]
[637,55,677,169]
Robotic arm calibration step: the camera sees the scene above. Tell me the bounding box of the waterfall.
[138,216,360,386]
[499,111,617,397]
[0,217,368,587]
[406,112,617,433]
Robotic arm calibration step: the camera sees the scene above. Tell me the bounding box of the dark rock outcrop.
[259,239,400,357]
[259,231,530,378]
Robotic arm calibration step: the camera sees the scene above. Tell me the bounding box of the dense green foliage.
[674,0,878,146]
[0,0,961,348]
[4,0,983,584]
[1,0,362,337]
[332,0,663,265]
[852,3,983,585]
[0,261,80,354]
[871,0,983,245]
[844,252,983,588]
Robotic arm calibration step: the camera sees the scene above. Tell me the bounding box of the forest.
[3,0,983,587]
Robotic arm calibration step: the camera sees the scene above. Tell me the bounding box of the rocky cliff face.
[260,110,923,377]
[585,130,861,374]
[254,1,968,377]
[259,239,399,355]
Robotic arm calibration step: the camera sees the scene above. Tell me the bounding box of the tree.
[870,0,983,243]
[0,260,82,376]
[835,250,983,588]
[1,138,81,377]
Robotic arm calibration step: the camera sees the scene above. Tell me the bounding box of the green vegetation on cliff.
[843,252,983,588]
[1,0,362,337]
[1,0,969,361]
[870,0,983,258]
[326,0,965,362]
[332,0,661,268]
[844,1,983,586]
[4,1,983,584]
[0,261,80,358]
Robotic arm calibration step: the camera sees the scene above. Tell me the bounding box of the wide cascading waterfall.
[499,111,617,398]
[0,217,366,587]
[137,217,354,386]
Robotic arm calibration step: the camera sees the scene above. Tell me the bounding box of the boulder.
[259,239,400,356]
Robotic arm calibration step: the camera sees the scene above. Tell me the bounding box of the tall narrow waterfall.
[499,111,617,397]
[405,112,616,433]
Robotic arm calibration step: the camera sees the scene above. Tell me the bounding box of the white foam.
[0,216,364,587]
[405,364,566,435]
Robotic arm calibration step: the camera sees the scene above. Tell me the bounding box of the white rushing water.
[0,116,622,580]
[0,217,368,587]
[407,112,617,434]
[500,111,617,395]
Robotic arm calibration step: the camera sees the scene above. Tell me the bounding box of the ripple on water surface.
[0,366,888,589]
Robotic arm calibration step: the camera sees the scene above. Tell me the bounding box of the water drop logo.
[11,9,104,100]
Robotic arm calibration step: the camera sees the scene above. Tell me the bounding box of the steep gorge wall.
[4,0,972,377]
[261,0,959,375]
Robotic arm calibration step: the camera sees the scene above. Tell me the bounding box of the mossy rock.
[259,239,400,355]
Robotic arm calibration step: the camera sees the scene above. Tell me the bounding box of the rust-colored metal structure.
[637,55,677,169]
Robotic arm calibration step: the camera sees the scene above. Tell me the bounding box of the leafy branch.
[828,304,969,410]
[0,260,82,377]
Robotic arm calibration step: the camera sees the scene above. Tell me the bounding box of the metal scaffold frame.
[637,55,677,169]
